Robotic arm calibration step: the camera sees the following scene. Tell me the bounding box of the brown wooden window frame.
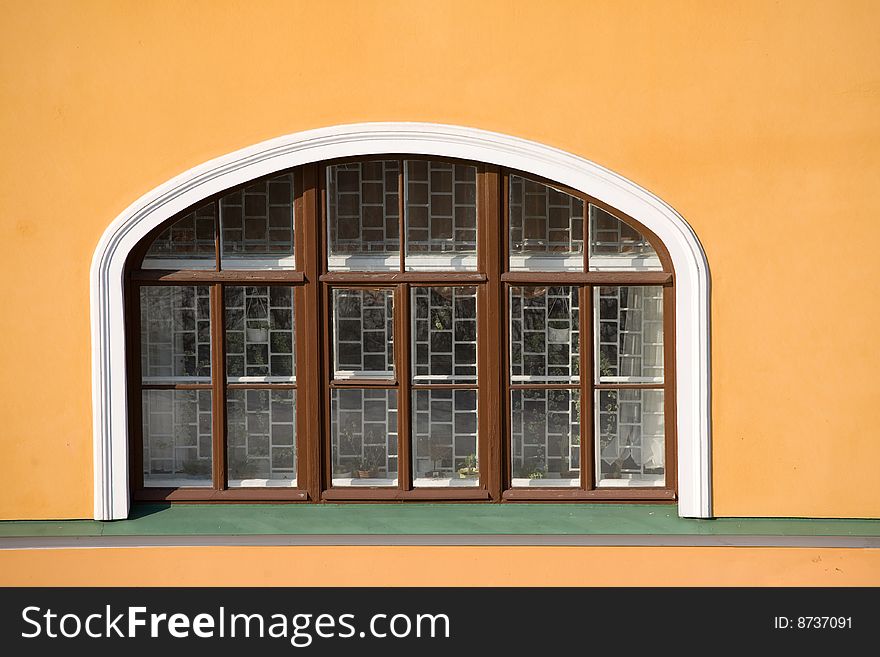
[126,158,676,504]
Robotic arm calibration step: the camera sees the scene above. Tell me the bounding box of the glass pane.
[330,388,398,486]
[509,175,584,271]
[596,286,663,383]
[511,389,580,487]
[225,286,295,382]
[412,286,477,384]
[140,286,211,384]
[589,205,661,270]
[509,286,579,384]
[327,160,400,270]
[227,389,296,487]
[405,161,477,270]
[220,173,294,268]
[596,388,665,487]
[413,389,478,487]
[142,390,212,487]
[331,288,394,380]
[142,202,216,269]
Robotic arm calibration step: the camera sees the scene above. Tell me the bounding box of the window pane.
[220,173,294,268]
[142,202,216,269]
[589,205,661,270]
[142,390,212,487]
[227,389,296,487]
[413,389,478,487]
[511,389,580,487]
[225,286,295,382]
[330,388,398,486]
[405,161,477,270]
[327,161,400,270]
[331,288,394,380]
[509,175,584,271]
[596,388,665,487]
[412,286,477,384]
[596,286,663,383]
[509,286,580,384]
[140,286,211,384]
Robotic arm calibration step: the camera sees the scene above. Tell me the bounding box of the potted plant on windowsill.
[356,456,380,479]
[458,453,478,479]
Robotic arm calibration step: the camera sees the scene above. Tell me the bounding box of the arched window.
[125,156,676,505]
[92,124,710,519]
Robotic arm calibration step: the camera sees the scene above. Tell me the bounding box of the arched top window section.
[92,123,710,521]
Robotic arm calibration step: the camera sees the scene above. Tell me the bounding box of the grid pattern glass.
[227,389,296,487]
[405,161,477,270]
[220,173,294,266]
[510,286,580,384]
[140,286,211,384]
[596,388,665,486]
[225,286,295,382]
[330,388,399,486]
[509,175,584,271]
[412,389,478,487]
[511,389,580,487]
[142,389,213,487]
[596,286,663,383]
[142,201,216,269]
[331,289,394,379]
[327,161,400,270]
[412,286,477,384]
[589,205,661,270]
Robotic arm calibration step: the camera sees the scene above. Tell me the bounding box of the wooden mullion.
[396,283,412,491]
[581,285,595,491]
[500,171,512,495]
[482,166,503,501]
[209,283,228,491]
[299,164,322,500]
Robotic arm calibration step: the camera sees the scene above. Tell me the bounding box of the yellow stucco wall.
[1,0,879,522]
[2,546,879,586]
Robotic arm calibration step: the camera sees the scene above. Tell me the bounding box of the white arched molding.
[91,123,712,520]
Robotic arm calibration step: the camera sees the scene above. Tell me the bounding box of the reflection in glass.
[589,205,661,270]
[140,286,211,383]
[330,388,398,486]
[142,202,216,269]
[142,390,213,487]
[405,161,477,270]
[596,388,665,487]
[227,389,296,487]
[412,389,478,487]
[220,173,294,267]
[225,286,295,382]
[509,175,584,271]
[327,161,400,270]
[412,286,477,384]
[509,286,579,384]
[596,286,663,383]
[511,389,580,487]
[331,288,394,379]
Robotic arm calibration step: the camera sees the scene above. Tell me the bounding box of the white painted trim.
[91,122,712,520]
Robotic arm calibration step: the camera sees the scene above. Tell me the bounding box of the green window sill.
[1,504,879,538]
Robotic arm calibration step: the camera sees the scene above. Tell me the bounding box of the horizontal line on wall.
[1,535,878,550]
